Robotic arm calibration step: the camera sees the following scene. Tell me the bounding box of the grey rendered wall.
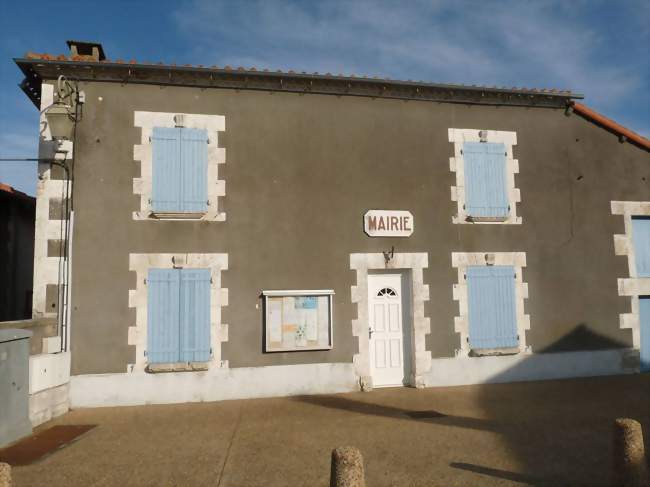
[64,82,649,374]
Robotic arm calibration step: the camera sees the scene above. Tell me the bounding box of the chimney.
[66,40,106,61]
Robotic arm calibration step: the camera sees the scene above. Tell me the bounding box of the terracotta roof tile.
[571,102,650,151]
[0,182,35,202]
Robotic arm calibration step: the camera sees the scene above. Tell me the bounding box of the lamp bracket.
[383,246,395,265]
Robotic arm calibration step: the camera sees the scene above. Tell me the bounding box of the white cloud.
[173,0,644,109]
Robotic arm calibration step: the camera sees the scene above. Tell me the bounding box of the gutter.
[570,102,650,152]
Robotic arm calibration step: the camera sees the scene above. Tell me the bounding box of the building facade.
[14,41,650,410]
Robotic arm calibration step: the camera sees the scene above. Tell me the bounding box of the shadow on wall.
[293,326,649,485]
[470,324,635,387]
[538,323,628,353]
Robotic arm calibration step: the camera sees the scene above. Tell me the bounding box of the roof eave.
[14,57,582,109]
[15,60,42,108]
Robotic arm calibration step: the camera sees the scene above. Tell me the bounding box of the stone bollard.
[0,463,11,487]
[613,418,649,487]
[330,446,365,487]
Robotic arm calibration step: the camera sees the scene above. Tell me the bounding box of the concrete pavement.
[11,374,650,486]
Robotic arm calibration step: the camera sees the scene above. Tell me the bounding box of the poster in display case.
[262,290,334,352]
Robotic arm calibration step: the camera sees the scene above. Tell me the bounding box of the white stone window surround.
[452,252,531,357]
[350,252,431,390]
[448,128,522,224]
[133,111,226,221]
[128,253,229,372]
[612,201,650,351]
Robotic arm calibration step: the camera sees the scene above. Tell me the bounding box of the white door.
[368,274,408,387]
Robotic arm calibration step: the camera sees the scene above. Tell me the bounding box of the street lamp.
[44,102,75,140]
[43,75,80,141]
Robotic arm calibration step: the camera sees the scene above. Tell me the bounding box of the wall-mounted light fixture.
[43,75,83,142]
[44,103,74,140]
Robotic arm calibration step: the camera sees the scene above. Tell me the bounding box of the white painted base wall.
[29,352,70,394]
[70,363,359,408]
[29,383,69,427]
[69,350,637,409]
[28,352,71,426]
[425,349,636,387]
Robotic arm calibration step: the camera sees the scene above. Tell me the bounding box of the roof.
[14,50,582,110]
[0,182,36,204]
[15,42,648,152]
[569,102,650,151]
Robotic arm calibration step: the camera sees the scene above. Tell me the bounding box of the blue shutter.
[151,127,182,212]
[179,269,211,362]
[180,128,208,212]
[463,142,509,218]
[640,297,650,372]
[632,217,650,277]
[147,269,181,363]
[467,266,519,349]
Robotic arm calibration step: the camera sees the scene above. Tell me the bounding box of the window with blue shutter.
[151,127,208,214]
[632,217,650,277]
[147,268,211,364]
[147,269,181,364]
[640,297,650,373]
[151,128,182,213]
[180,128,209,212]
[179,269,212,362]
[466,265,519,350]
[463,142,509,219]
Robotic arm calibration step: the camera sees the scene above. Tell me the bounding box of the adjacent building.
[13,40,649,414]
[0,183,35,321]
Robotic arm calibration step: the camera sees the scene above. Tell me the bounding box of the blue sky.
[1,0,648,195]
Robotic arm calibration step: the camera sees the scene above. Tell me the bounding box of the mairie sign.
[363,210,414,237]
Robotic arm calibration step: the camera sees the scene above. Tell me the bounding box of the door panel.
[389,304,400,331]
[374,304,385,332]
[368,274,408,387]
[375,341,386,368]
[390,339,401,368]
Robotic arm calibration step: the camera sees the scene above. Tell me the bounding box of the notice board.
[262,290,334,352]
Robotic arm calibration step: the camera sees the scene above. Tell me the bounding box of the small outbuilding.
[0,183,35,321]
